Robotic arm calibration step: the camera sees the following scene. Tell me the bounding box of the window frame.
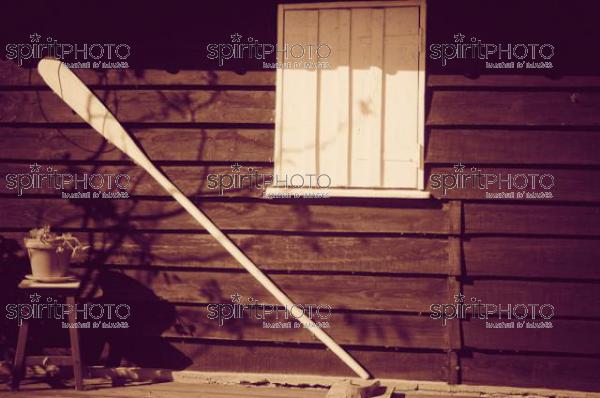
[268,0,428,199]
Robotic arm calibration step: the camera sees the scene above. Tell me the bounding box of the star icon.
[453,33,465,43]
[453,163,465,173]
[30,33,41,43]
[30,293,41,303]
[230,33,242,43]
[454,293,465,303]
[30,163,42,173]
[230,293,241,303]
[231,163,242,172]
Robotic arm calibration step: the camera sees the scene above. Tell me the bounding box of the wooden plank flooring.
[0,379,327,398]
[0,379,509,398]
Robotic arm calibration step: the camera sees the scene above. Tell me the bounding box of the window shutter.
[279,10,319,178]
[276,2,424,191]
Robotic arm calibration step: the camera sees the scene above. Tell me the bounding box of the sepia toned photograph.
[0,1,599,397]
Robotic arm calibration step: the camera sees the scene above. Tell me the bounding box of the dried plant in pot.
[24,226,89,281]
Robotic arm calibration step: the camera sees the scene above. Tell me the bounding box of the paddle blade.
[37,58,144,163]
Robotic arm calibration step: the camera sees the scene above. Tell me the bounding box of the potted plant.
[24,226,89,281]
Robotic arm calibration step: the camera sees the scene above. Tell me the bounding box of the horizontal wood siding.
[0,90,275,124]
[427,91,600,126]
[1,18,600,391]
[0,197,449,233]
[424,60,600,390]
[0,128,274,163]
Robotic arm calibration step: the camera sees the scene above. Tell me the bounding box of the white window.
[267,1,428,199]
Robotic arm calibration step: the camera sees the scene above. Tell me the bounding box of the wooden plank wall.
[1,13,599,394]
[0,60,449,383]
[425,73,600,392]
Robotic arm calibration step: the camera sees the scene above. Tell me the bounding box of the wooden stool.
[11,279,84,391]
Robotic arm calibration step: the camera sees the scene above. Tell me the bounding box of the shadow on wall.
[24,164,203,371]
[82,271,192,370]
[3,0,596,380]
[0,235,28,380]
[0,61,226,370]
[0,235,194,374]
[0,0,441,376]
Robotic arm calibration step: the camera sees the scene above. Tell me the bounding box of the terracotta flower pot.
[24,238,72,279]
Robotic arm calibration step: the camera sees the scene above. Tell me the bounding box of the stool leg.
[11,319,29,390]
[66,296,84,390]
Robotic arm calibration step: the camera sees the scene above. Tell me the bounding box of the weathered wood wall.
[0,0,599,393]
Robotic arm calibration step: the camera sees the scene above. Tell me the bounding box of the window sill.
[264,187,431,199]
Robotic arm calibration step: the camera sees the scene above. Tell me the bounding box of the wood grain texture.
[0,162,272,198]
[158,306,446,348]
[318,9,351,186]
[463,279,600,318]
[0,163,269,198]
[427,91,600,126]
[0,198,449,234]
[0,60,275,86]
[278,10,318,178]
[0,3,599,390]
[462,318,600,354]
[5,163,599,202]
[461,352,600,392]
[427,74,600,88]
[141,341,448,380]
[0,128,273,162]
[463,203,600,236]
[0,90,275,124]
[382,6,420,188]
[350,8,384,187]
[463,237,600,279]
[426,129,600,166]
[91,269,448,312]
[0,382,326,398]
[78,233,449,274]
[427,167,600,202]
[0,231,449,273]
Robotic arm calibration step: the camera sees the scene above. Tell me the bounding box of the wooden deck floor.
[3,378,587,398]
[0,379,327,398]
